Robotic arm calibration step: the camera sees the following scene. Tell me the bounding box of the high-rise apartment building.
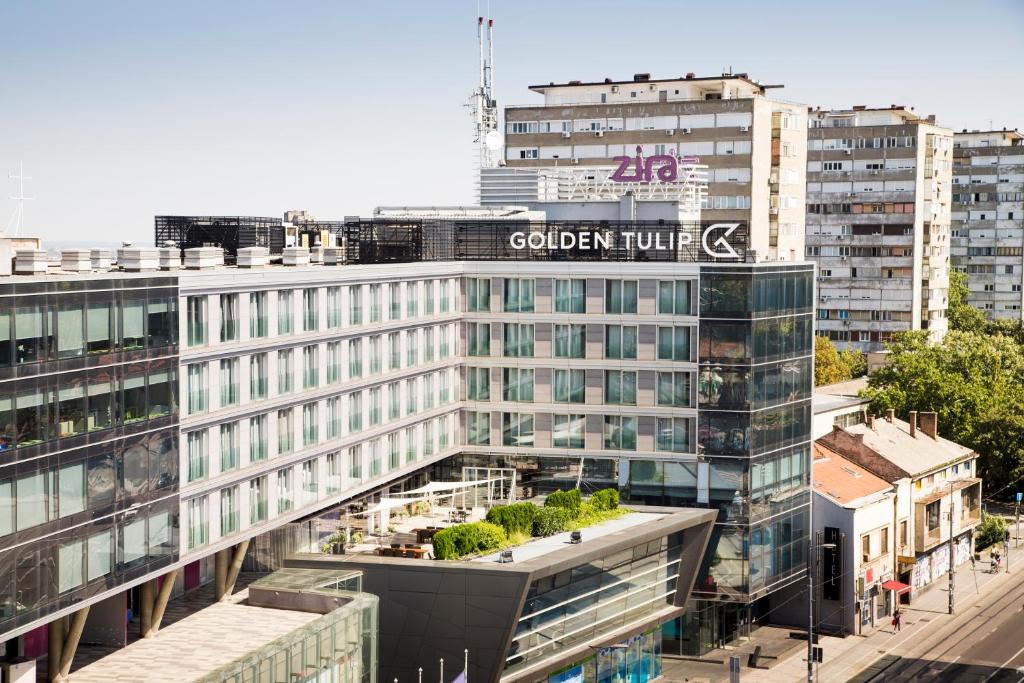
[950,129,1024,318]
[805,106,953,351]
[487,72,807,262]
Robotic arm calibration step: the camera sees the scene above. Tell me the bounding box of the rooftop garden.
[432,488,625,561]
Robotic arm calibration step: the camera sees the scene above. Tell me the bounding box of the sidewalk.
[743,526,1024,683]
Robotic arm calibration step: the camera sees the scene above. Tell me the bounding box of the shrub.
[432,521,507,560]
[975,512,1008,551]
[486,502,538,536]
[591,488,619,511]
[545,489,582,517]
[533,506,573,537]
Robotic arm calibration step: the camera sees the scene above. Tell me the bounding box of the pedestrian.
[892,607,902,632]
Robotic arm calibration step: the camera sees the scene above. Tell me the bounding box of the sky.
[1,0,1022,244]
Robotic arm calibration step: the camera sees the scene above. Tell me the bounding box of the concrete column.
[47,619,64,683]
[214,549,229,601]
[140,579,155,636]
[221,540,250,601]
[148,569,179,637]
[58,606,90,679]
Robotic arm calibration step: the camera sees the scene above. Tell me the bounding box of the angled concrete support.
[214,548,229,601]
[47,605,90,682]
[146,568,179,637]
[58,606,89,679]
[139,578,154,637]
[47,619,63,683]
[221,539,250,601]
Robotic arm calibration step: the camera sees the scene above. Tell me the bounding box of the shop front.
[547,630,664,683]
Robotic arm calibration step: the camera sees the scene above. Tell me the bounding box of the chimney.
[909,410,917,438]
[885,409,895,423]
[866,414,875,429]
[919,411,938,439]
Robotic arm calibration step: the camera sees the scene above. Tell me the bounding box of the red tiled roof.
[813,443,893,506]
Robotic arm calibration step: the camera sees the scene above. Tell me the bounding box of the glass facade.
[0,276,180,634]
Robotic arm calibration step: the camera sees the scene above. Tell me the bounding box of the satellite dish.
[484,130,503,150]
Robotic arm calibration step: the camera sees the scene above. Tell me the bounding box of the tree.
[839,347,867,379]
[815,335,847,386]
[948,270,987,333]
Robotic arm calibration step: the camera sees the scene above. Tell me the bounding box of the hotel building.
[950,128,1024,318]
[805,106,954,351]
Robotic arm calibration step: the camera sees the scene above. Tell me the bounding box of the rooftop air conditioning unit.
[611,85,619,93]
[740,125,750,132]
[871,170,881,175]
[665,129,675,136]
[681,127,692,134]
[595,130,604,137]
[561,131,571,139]
[571,158,580,164]
[838,235,845,240]
[844,149,852,155]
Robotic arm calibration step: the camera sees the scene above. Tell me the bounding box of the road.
[854,568,1024,682]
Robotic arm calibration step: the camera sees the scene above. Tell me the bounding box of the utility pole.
[807,519,815,683]
[948,481,955,615]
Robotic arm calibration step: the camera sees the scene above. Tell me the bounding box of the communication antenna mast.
[6,161,35,237]
[467,9,501,185]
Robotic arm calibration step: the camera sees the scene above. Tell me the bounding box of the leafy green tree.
[814,335,847,386]
[947,270,987,333]
[839,347,867,379]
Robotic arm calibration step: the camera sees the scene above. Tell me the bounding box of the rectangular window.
[554,279,586,313]
[422,374,435,409]
[388,382,401,420]
[424,281,435,315]
[389,283,401,320]
[440,324,451,358]
[349,446,363,480]
[552,414,585,448]
[467,411,490,445]
[605,325,637,359]
[467,367,490,401]
[388,332,401,370]
[58,463,86,518]
[423,327,434,362]
[277,408,294,455]
[277,349,293,394]
[277,469,293,514]
[250,353,267,400]
[405,427,417,462]
[59,539,84,593]
[406,282,419,318]
[301,459,317,505]
[468,323,490,356]
[219,358,239,407]
[467,278,491,312]
[369,387,382,426]
[406,329,418,366]
[502,412,534,447]
[369,284,382,323]
[277,290,293,335]
[502,368,535,402]
[388,433,400,470]
[656,417,690,452]
[604,370,637,405]
[503,323,534,357]
[657,371,691,407]
[554,324,585,358]
[657,326,691,361]
[303,345,319,389]
[326,287,342,329]
[326,453,342,494]
[87,529,113,582]
[658,280,691,315]
[369,439,382,477]
[603,416,637,450]
[348,392,363,432]
[327,341,341,384]
[249,477,267,524]
[302,288,318,332]
[302,402,318,447]
[187,296,207,346]
[423,421,435,456]
[220,486,239,536]
[553,369,585,403]
[219,422,239,471]
[188,496,209,549]
[327,397,342,439]
[348,285,363,325]
[439,371,451,403]
[187,363,207,414]
[16,471,48,530]
[440,280,451,313]
[220,294,239,343]
[406,378,418,415]
[348,339,362,378]
[249,292,268,338]
[503,278,535,312]
[605,280,638,314]
[249,414,268,462]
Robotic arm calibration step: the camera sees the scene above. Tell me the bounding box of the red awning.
[881,580,911,594]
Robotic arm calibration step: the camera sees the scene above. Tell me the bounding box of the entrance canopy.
[880,579,911,595]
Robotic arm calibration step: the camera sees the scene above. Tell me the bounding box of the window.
[277,349,293,394]
[187,363,207,414]
[502,368,535,402]
[348,339,363,378]
[467,367,490,401]
[440,280,451,313]
[302,288,318,332]
[327,341,341,383]
[657,371,691,407]
[554,324,585,358]
[58,462,86,518]
[88,530,113,581]
[277,290,293,335]
[605,325,637,359]
[423,421,435,456]
[388,333,401,370]
[467,411,490,445]
[503,323,534,357]
[16,471,48,530]
[880,527,889,553]
[440,324,451,358]
[87,301,112,355]
[301,459,318,504]
[302,345,318,389]
[422,374,435,409]
[220,486,239,536]
[389,283,401,320]
[250,353,268,400]
[59,539,84,593]
[220,358,239,407]
[424,281,435,315]
[439,371,451,403]
[605,280,638,314]
[369,439,382,477]
[369,387,382,426]
[188,496,209,549]
[326,453,342,494]
[861,533,871,558]
[553,369,585,403]
[219,422,239,471]
[249,477,268,524]
[326,287,342,329]
[656,417,690,452]
[349,446,363,480]
[552,414,585,448]
[406,281,419,317]
[348,285,363,325]
[406,378,418,415]
[406,329,419,366]
[348,392,363,432]
[369,284,382,323]
[187,296,207,346]
[926,500,941,531]
[468,323,490,356]
[250,414,268,462]
[327,397,342,439]
[467,278,491,312]
[554,278,586,313]
[658,280,691,315]
[405,427,417,462]
[277,408,294,454]
[388,382,401,420]
[604,370,637,405]
[302,402,318,447]
[220,294,239,342]
[604,416,636,450]
[277,468,293,514]
[388,433,400,470]
[899,520,908,547]
[502,412,534,447]
[657,326,691,361]
[503,278,535,312]
[423,327,434,363]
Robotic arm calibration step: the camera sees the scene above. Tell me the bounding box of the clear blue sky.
[1,0,1022,243]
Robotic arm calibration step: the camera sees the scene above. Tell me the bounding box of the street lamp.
[808,537,837,683]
